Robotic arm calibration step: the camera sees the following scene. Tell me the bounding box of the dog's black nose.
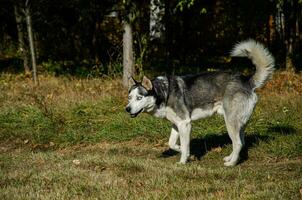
[125,107,131,113]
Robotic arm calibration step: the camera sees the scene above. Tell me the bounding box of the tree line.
[0,0,301,86]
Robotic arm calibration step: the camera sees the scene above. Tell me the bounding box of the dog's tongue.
[130,109,143,118]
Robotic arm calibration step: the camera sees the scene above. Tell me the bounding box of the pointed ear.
[128,76,137,88]
[142,76,153,90]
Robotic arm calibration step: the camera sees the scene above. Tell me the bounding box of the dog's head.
[125,76,155,118]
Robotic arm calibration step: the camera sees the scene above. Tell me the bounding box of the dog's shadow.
[161,124,297,162]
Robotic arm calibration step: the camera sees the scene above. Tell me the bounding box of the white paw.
[224,161,237,167]
[223,155,232,162]
[178,157,189,164]
[177,161,186,165]
[170,147,181,153]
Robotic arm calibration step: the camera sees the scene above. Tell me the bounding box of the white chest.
[152,106,167,118]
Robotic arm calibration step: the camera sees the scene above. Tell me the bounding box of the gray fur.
[126,39,275,166]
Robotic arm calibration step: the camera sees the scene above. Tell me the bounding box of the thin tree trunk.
[285,38,294,71]
[150,0,165,40]
[285,31,295,71]
[283,0,296,71]
[25,1,38,85]
[268,15,275,44]
[14,4,30,75]
[123,20,134,88]
[92,21,101,66]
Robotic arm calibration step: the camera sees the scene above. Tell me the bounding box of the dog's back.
[164,40,274,120]
[163,71,249,118]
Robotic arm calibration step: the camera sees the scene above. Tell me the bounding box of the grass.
[0,72,302,199]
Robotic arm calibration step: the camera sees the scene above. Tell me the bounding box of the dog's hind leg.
[223,93,257,166]
[168,125,181,152]
[223,118,244,166]
[222,128,245,162]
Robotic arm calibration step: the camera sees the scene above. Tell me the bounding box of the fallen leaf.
[24,139,29,144]
[137,182,144,187]
[73,159,80,165]
[211,147,222,153]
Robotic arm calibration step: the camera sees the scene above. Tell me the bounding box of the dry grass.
[0,74,125,108]
[258,70,302,95]
[0,141,301,200]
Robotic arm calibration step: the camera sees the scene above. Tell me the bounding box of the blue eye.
[137,96,142,100]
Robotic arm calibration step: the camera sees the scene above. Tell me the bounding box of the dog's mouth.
[130,108,144,118]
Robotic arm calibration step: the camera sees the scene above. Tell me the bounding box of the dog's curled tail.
[231,39,275,89]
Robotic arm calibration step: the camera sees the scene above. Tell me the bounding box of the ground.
[0,71,302,199]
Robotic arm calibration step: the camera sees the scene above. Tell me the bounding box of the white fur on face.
[127,87,155,115]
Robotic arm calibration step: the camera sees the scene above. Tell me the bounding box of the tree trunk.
[285,53,294,71]
[25,1,38,85]
[282,0,294,71]
[285,35,294,71]
[285,38,295,72]
[92,21,101,66]
[268,15,275,44]
[14,4,30,75]
[122,20,135,88]
[150,0,165,40]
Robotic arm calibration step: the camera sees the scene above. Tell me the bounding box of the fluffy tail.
[231,39,275,89]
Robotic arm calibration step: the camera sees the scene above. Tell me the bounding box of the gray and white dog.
[126,39,274,166]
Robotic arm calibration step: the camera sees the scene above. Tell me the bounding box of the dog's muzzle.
[125,107,143,118]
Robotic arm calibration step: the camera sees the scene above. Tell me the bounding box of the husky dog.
[126,40,274,166]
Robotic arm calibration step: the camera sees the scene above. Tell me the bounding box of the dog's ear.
[128,76,137,88]
[142,76,153,90]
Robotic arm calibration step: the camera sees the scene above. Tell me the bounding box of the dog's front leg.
[177,120,191,164]
[168,124,181,152]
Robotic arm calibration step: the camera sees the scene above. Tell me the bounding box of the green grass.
[0,142,301,199]
[0,74,302,199]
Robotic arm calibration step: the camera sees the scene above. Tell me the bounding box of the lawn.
[0,72,302,199]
